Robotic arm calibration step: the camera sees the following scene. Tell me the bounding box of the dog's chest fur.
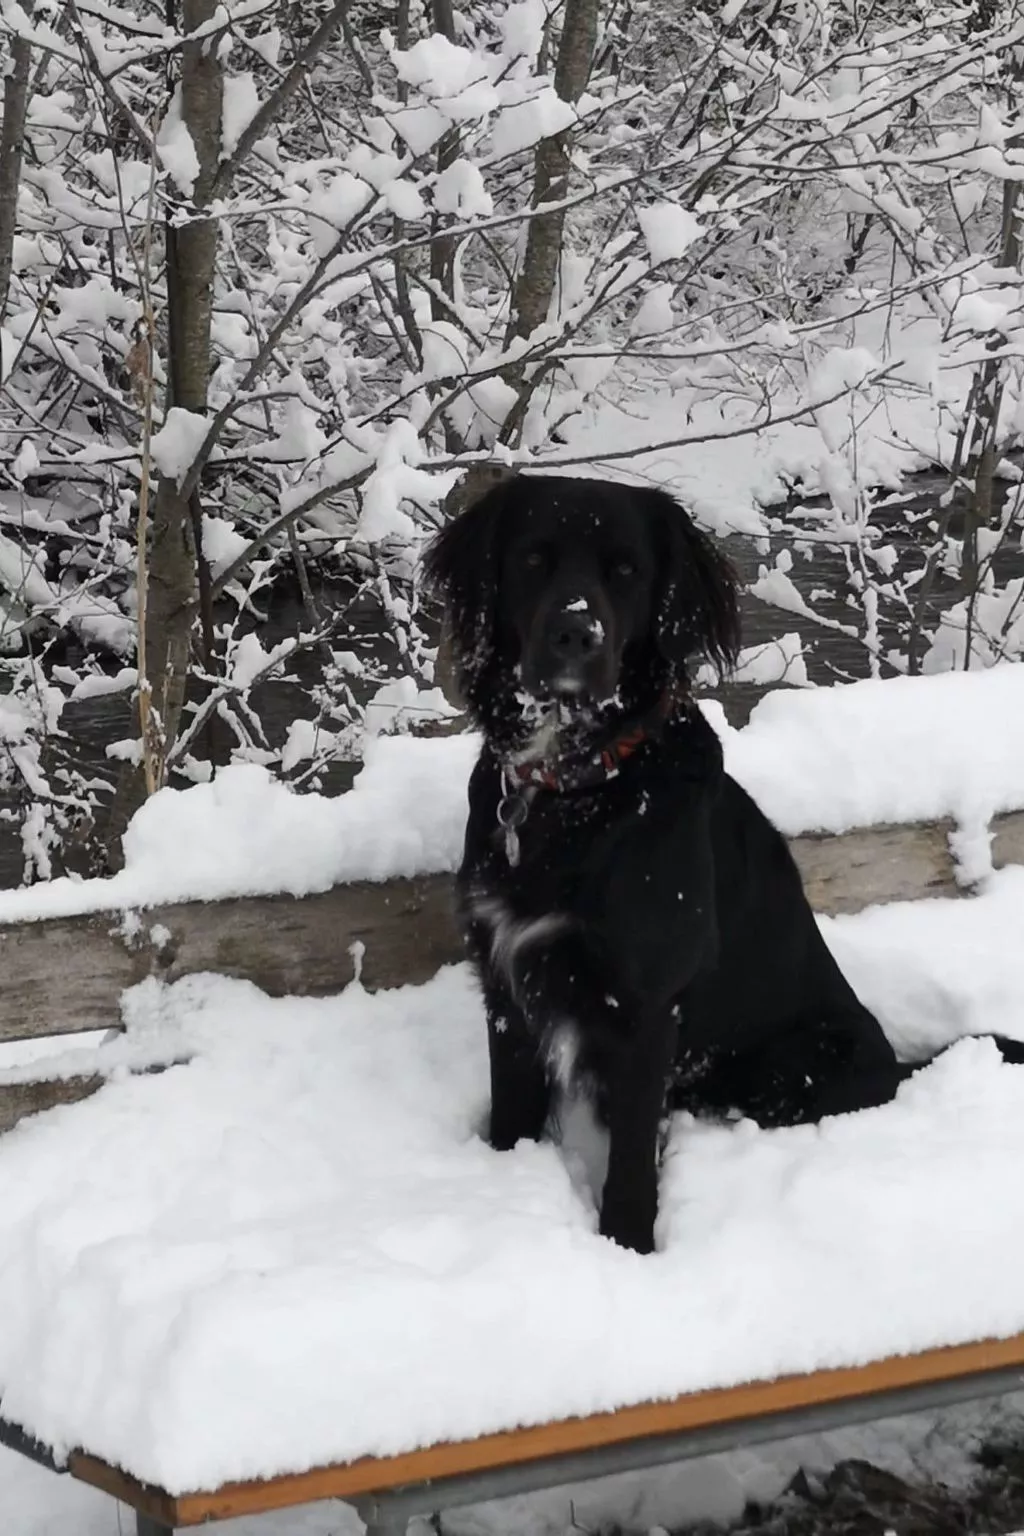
[462,708,718,898]
[467,754,634,907]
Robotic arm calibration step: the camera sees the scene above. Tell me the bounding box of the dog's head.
[423,475,739,733]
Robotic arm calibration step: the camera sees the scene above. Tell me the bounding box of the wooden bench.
[3,1333,1024,1534]
[2,820,1024,1535]
[0,805,1022,1064]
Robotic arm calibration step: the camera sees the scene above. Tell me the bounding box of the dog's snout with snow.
[524,584,619,702]
[542,599,608,697]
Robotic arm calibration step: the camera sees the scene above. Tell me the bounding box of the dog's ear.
[422,480,508,693]
[651,491,740,678]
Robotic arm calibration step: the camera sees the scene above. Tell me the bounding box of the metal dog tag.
[497,792,529,867]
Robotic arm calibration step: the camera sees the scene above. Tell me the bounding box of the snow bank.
[718,662,1024,835]
[0,733,480,923]
[0,666,1021,924]
[2,867,1024,1490]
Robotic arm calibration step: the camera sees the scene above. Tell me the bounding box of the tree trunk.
[960,152,1022,668]
[102,0,222,863]
[428,0,460,318]
[506,0,599,354]
[435,1,599,700]
[149,0,223,764]
[0,6,34,323]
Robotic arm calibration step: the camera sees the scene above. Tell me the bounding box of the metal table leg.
[355,1496,410,1536]
[136,1514,175,1536]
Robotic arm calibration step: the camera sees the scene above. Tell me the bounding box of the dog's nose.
[549,609,600,661]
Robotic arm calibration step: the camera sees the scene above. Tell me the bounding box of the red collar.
[506,682,687,795]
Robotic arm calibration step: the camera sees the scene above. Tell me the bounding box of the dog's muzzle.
[524,597,617,700]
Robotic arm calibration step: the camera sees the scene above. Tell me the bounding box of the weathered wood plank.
[156,875,460,996]
[0,1075,103,1136]
[791,820,958,915]
[993,811,1024,872]
[0,877,462,1045]
[0,912,141,1042]
[0,810,1022,1139]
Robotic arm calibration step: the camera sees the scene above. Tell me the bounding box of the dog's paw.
[488,1109,543,1153]
[598,1199,656,1255]
[489,1126,519,1153]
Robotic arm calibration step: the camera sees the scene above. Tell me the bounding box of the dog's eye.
[523,550,545,570]
[611,556,637,578]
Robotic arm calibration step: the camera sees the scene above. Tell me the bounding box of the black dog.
[424,473,1022,1255]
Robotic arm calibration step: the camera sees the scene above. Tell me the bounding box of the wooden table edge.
[63,1330,1024,1526]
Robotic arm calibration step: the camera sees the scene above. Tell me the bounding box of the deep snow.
[1,860,1024,1493]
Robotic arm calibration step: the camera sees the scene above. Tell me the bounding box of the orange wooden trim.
[65,1456,178,1525]
[66,1330,1024,1527]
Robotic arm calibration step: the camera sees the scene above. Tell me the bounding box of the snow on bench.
[1,665,1023,1121]
[31,1333,1024,1532]
[2,667,1024,1534]
[0,665,1021,926]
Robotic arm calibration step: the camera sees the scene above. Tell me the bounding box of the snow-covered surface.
[637,202,707,263]
[2,861,1024,1492]
[718,662,1024,835]
[0,665,1021,925]
[0,732,480,923]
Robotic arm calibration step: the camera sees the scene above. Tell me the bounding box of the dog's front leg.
[598,1009,679,1255]
[482,977,552,1151]
[508,929,676,1251]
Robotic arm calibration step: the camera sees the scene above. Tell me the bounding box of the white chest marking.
[469,893,571,981]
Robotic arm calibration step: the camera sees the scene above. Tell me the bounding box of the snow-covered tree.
[0,0,1021,878]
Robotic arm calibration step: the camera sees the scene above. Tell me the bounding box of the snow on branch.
[1,0,1023,876]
